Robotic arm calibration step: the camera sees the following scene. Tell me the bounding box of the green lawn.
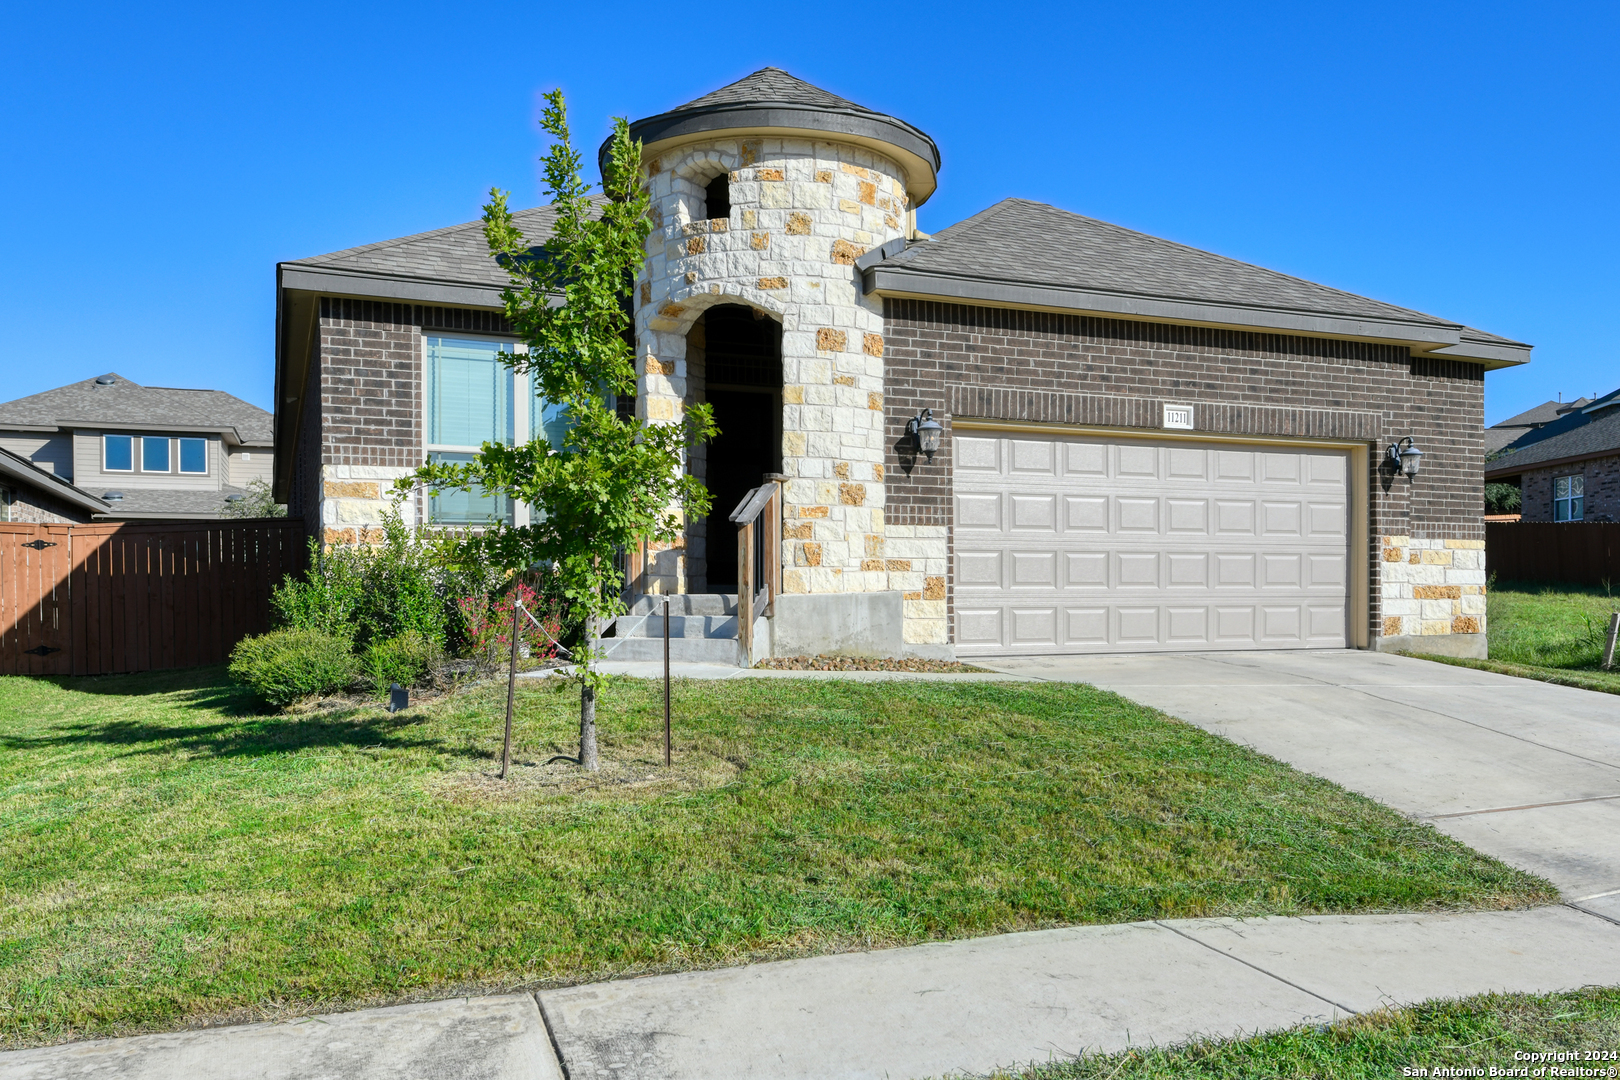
[980,986,1620,1079]
[1412,581,1620,694]
[0,668,1555,1048]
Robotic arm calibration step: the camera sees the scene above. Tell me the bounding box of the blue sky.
[2,2,1612,425]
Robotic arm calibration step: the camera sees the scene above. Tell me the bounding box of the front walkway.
[6,651,1618,1080]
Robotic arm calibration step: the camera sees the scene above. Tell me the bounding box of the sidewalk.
[6,906,1619,1080]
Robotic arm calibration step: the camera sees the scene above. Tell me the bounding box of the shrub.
[270,511,492,652]
[458,581,564,673]
[362,631,435,695]
[229,629,358,707]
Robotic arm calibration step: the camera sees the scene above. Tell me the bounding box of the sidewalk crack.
[1155,921,1360,1016]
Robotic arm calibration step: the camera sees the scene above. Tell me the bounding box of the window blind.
[427,336,513,448]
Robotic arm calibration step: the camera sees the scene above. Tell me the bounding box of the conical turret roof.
[604,68,940,205]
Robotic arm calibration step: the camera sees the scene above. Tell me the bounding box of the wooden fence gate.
[0,519,304,677]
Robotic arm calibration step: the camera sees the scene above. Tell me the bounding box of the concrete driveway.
[987,650,1620,921]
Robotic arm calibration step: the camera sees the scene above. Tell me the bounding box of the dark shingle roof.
[0,374,273,445]
[286,205,571,287]
[0,446,109,514]
[672,67,876,117]
[94,486,250,518]
[1493,398,1589,430]
[1487,390,1620,474]
[884,199,1526,342]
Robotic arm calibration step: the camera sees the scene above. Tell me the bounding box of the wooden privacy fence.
[1486,521,1620,586]
[0,519,304,677]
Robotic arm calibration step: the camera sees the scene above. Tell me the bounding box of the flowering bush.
[458,581,563,672]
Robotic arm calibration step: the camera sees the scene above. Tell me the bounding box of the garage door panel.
[1066,496,1108,531]
[1064,441,1107,477]
[1167,552,1209,587]
[1117,552,1160,586]
[1010,440,1055,475]
[953,432,1350,656]
[1116,444,1158,478]
[957,608,1004,646]
[1064,607,1109,645]
[1167,499,1209,534]
[1117,498,1159,532]
[956,436,1000,472]
[1065,552,1108,587]
[1010,607,1058,646]
[1167,447,1208,480]
[1116,607,1160,643]
[957,492,1002,529]
[1011,551,1057,587]
[957,550,1002,588]
[1011,494,1057,530]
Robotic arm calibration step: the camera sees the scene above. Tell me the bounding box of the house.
[1485,388,1620,522]
[0,374,274,521]
[1486,396,1589,455]
[273,67,1531,662]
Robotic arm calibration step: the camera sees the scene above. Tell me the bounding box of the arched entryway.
[687,304,781,592]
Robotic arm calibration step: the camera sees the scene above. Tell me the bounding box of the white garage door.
[953,431,1350,655]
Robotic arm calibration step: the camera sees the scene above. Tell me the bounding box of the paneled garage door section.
[954,432,1350,654]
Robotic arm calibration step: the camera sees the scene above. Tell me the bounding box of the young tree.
[397,91,715,770]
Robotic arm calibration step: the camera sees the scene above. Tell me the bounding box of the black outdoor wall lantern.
[1388,436,1424,478]
[907,409,944,460]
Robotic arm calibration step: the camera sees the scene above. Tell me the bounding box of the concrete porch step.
[615,614,738,640]
[592,635,746,665]
[629,593,738,617]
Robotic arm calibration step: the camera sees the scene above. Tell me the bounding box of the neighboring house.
[1485,388,1620,522]
[0,374,274,520]
[273,67,1531,662]
[1485,396,1589,455]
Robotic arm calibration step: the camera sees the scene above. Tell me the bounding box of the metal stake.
[501,597,521,779]
[1603,611,1620,671]
[664,595,670,764]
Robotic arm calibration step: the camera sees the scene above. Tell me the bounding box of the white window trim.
[1553,473,1585,522]
[103,433,134,473]
[421,332,532,527]
[178,436,209,475]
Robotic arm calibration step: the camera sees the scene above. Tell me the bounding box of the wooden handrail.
[729,481,782,660]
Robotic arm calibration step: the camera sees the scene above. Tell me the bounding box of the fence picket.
[1486,522,1620,587]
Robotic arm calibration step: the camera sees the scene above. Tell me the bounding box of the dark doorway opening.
[699,305,781,592]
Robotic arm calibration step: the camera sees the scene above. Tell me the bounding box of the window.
[426,336,514,524]
[533,394,571,450]
[1554,474,1584,521]
[704,174,730,222]
[179,437,207,474]
[142,436,170,473]
[0,487,11,522]
[104,434,133,472]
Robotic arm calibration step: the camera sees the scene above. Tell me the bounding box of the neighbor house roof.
[609,67,941,207]
[0,374,273,446]
[1486,390,1620,477]
[90,486,252,520]
[0,446,110,515]
[1485,397,1590,454]
[859,199,1530,368]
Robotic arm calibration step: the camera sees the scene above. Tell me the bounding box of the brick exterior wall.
[882,299,1487,646]
[1519,455,1620,522]
[1,480,93,524]
[287,300,511,544]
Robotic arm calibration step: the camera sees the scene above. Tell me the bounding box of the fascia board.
[864,266,1467,351]
[59,420,246,443]
[1485,447,1620,478]
[1425,340,1533,368]
[0,423,62,433]
[279,264,508,308]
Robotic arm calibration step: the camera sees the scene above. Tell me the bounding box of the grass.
[0,668,1556,1048]
[979,986,1620,1079]
[1410,580,1620,695]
